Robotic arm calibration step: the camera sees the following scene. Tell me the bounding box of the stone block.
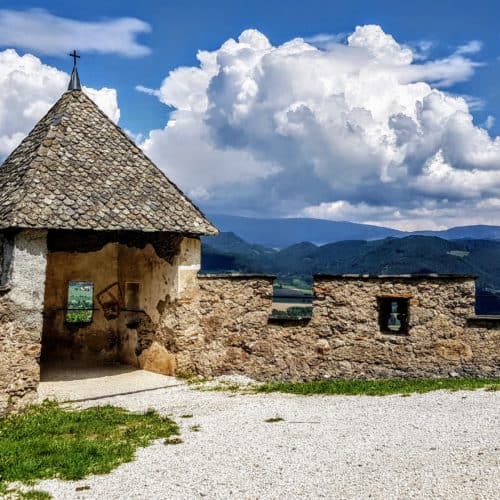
[138,341,177,376]
[436,340,473,362]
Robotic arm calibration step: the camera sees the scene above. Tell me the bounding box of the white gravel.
[35,383,499,499]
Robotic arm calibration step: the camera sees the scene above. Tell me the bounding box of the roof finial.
[67,50,81,91]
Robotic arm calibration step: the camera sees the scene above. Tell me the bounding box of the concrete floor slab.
[38,365,180,402]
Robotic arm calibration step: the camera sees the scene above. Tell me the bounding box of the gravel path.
[36,384,499,499]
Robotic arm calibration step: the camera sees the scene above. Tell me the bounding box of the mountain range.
[208,214,500,248]
[201,231,500,314]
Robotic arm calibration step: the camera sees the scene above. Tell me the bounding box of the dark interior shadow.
[40,362,138,382]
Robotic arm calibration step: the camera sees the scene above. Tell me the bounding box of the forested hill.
[201,232,500,314]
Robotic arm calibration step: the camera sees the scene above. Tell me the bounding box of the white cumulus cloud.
[0,49,120,158]
[139,25,500,229]
[0,8,150,57]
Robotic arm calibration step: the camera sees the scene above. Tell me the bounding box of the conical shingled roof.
[0,89,217,235]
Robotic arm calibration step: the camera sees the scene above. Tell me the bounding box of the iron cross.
[69,50,80,67]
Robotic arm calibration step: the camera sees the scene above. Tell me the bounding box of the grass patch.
[193,379,257,393]
[256,377,500,396]
[1,489,52,499]
[205,381,242,392]
[22,491,51,499]
[485,385,499,391]
[0,401,178,494]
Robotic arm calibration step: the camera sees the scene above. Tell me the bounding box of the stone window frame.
[377,295,411,335]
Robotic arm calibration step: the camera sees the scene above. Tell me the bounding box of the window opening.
[378,297,409,334]
[66,281,94,323]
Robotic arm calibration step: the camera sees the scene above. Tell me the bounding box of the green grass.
[175,372,210,385]
[65,309,93,323]
[256,377,500,396]
[0,402,178,495]
[163,436,183,445]
[2,489,52,499]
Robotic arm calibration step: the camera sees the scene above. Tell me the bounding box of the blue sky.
[3,0,498,136]
[0,1,500,229]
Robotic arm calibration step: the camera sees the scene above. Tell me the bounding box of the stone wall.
[168,275,275,376]
[312,276,498,378]
[168,274,499,380]
[0,230,47,415]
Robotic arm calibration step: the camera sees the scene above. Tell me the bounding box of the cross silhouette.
[68,50,80,67]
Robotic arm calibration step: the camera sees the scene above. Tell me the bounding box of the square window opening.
[378,297,409,335]
[66,281,94,323]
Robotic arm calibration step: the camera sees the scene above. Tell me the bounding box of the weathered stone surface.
[436,339,473,361]
[138,341,176,376]
[0,84,217,416]
[42,233,200,367]
[167,275,499,380]
[0,230,47,415]
[1,230,202,415]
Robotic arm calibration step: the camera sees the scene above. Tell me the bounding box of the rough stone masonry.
[166,274,500,381]
[0,230,47,415]
[0,82,216,416]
